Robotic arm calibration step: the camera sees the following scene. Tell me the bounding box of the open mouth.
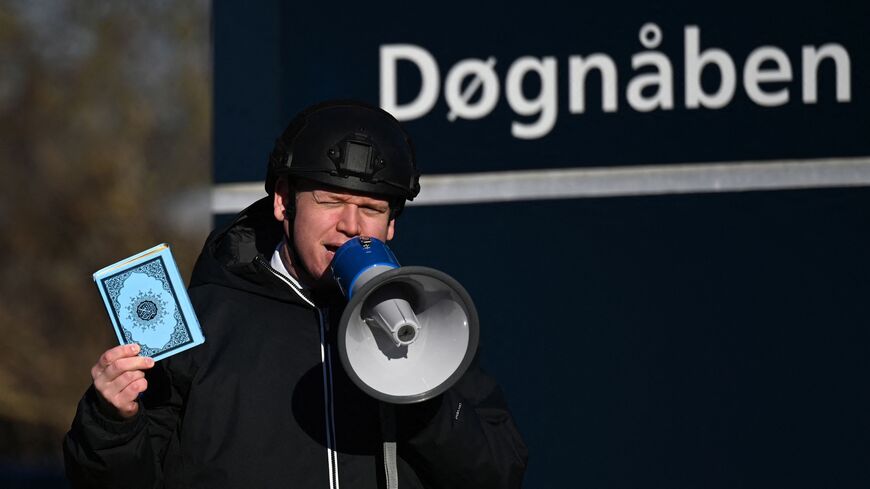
[324,244,340,259]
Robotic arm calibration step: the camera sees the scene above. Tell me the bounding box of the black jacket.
[63,198,528,488]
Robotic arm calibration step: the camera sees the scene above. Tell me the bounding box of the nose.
[336,204,361,237]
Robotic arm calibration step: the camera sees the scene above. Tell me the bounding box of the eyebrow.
[312,191,388,209]
[312,191,350,202]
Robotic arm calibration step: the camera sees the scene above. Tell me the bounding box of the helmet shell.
[266,101,421,208]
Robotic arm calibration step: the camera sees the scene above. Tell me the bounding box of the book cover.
[93,243,205,361]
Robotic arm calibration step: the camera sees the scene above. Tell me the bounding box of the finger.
[114,378,148,418]
[108,369,146,393]
[94,366,145,400]
[106,371,147,405]
[98,343,141,369]
[102,355,155,382]
[92,344,140,382]
[110,376,147,410]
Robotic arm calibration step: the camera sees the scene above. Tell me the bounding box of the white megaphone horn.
[331,236,480,404]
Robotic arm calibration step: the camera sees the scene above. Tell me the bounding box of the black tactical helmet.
[266,100,421,216]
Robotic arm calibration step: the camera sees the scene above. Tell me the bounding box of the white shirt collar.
[270,241,305,291]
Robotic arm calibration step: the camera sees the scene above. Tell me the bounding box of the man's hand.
[90,343,155,419]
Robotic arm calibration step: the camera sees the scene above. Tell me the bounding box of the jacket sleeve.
[62,358,187,489]
[397,362,529,489]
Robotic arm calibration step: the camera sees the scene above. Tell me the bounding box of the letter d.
[380,44,440,121]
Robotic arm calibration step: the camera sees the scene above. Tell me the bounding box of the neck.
[279,238,336,291]
[279,239,304,283]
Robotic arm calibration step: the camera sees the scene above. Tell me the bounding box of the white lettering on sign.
[379,24,853,139]
[380,44,440,121]
[445,56,500,122]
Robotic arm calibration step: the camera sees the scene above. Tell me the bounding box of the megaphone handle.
[379,403,399,489]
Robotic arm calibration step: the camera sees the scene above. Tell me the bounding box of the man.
[64,100,528,488]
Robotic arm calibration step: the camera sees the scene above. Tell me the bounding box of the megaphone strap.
[383,442,398,489]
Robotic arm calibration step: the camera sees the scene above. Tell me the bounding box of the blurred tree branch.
[0,0,211,463]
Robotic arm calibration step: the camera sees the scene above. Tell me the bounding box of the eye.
[312,192,343,206]
[362,205,388,216]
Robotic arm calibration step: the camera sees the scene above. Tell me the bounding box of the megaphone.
[331,236,479,404]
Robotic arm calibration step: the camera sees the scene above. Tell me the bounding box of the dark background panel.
[388,188,870,488]
[213,2,870,487]
[214,1,870,182]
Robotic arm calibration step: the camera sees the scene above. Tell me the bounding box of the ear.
[386,218,396,241]
[273,178,290,222]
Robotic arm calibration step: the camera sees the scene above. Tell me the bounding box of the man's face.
[274,180,395,285]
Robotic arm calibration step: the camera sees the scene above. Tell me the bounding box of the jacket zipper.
[255,256,340,488]
[319,307,341,489]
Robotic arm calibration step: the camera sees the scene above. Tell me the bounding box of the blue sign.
[215,1,869,184]
[214,2,870,487]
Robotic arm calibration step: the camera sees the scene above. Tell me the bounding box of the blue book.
[93,243,205,361]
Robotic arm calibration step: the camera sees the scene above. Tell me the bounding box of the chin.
[310,263,330,282]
